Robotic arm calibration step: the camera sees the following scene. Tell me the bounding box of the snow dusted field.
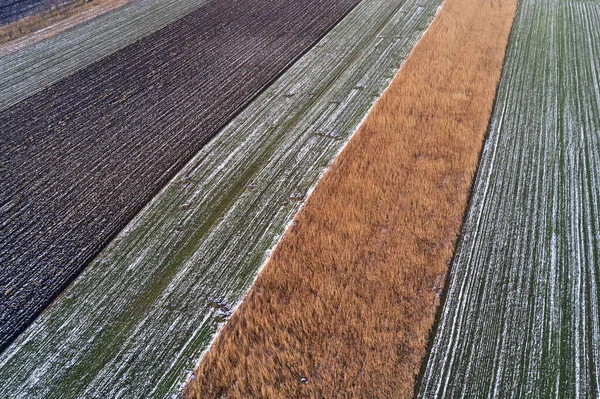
[0,0,65,25]
[0,0,361,353]
[418,0,600,396]
[0,0,211,110]
[0,0,441,397]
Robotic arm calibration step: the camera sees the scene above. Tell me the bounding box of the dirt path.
[188,0,518,396]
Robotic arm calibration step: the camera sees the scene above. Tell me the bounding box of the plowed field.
[0,0,360,351]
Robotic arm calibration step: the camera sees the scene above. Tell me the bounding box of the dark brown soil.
[0,0,360,352]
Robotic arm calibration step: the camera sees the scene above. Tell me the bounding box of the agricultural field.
[0,0,362,352]
[418,0,600,396]
[0,0,212,107]
[0,0,441,396]
[189,0,517,395]
[0,0,65,25]
[0,0,130,47]
[1,0,599,396]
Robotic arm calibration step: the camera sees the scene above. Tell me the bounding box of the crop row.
[0,0,211,107]
[0,0,441,396]
[0,0,62,25]
[189,0,517,394]
[0,0,361,352]
[418,0,600,396]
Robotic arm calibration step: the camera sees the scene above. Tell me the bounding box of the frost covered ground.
[0,0,212,109]
[419,0,600,396]
[0,0,441,397]
[0,0,361,352]
[0,0,65,25]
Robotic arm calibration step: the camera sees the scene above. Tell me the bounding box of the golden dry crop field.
[3,0,599,395]
[188,0,518,396]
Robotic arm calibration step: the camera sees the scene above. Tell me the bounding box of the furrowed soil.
[188,0,518,396]
[0,0,361,352]
[0,0,442,396]
[0,0,213,107]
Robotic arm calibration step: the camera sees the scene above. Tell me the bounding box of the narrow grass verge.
[187,0,518,396]
[0,0,128,46]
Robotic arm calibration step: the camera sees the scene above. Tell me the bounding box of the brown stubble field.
[188,0,518,396]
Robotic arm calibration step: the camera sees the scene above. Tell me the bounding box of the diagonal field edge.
[190,0,519,394]
[0,0,214,108]
[418,0,600,396]
[0,0,441,396]
[0,0,64,26]
[0,0,363,351]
